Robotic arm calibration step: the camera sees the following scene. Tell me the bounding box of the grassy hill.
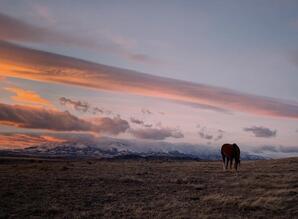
[0,157,297,218]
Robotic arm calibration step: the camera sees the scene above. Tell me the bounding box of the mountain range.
[0,137,264,160]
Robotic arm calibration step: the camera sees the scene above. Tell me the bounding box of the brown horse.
[221,143,240,171]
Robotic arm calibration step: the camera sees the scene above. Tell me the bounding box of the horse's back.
[221,144,234,157]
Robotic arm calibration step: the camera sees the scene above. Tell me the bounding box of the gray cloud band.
[0,102,129,134]
[243,126,277,138]
[0,13,159,64]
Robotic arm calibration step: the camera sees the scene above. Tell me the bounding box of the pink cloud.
[1,41,298,119]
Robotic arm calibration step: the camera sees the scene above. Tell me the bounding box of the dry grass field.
[0,157,298,218]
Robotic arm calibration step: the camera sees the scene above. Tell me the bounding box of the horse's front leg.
[222,155,226,170]
[234,161,238,171]
[225,157,229,170]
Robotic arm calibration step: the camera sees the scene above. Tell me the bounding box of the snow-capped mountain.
[0,137,264,160]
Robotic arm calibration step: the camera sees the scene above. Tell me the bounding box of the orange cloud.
[1,41,298,119]
[5,86,51,107]
[0,133,65,149]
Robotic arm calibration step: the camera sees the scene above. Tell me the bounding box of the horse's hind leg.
[230,158,233,169]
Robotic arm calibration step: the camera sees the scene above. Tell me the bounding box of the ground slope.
[0,157,297,218]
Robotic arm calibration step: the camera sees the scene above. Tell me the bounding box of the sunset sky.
[0,0,298,157]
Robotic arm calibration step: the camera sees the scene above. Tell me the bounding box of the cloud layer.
[0,102,129,134]
[6,86,51,107]
[243,126,277,138]
[59,97,111,115]
[130,117,152,128]
[0,13,158,64]
[197,127,224,141]
[252,145,298,153]
[0,13,94,49]
[0,133,64,149]
[131,127,184,140]
[59,97,89,112]
[0,102,182,140]
[1,41,298,119]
